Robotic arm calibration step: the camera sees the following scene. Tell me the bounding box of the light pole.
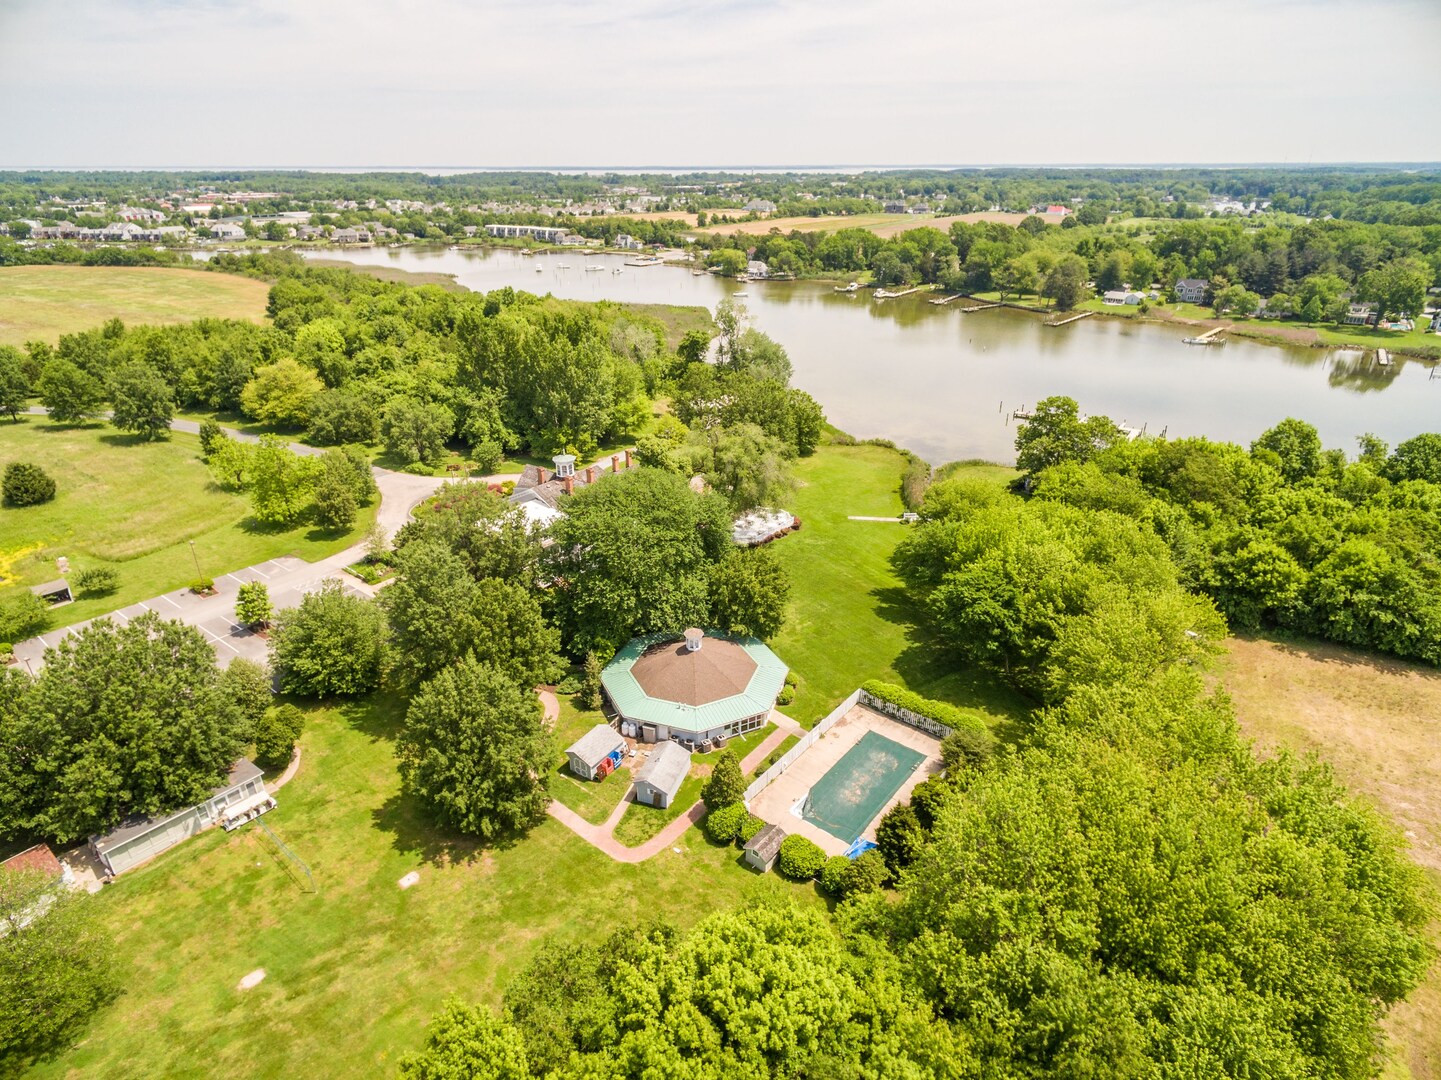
[188,540,203,582]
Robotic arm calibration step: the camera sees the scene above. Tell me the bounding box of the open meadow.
[0,265,270,346]
[0,420,374,626]
[1219,637,1441,1080]
[26,692,815,1080]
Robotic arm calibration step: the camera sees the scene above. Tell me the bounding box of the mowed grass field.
[0,420,374,625]
[768,440,1028,734]
[1218,637,1441,1080]
[0,265,271,346]
[29,693,814,1080]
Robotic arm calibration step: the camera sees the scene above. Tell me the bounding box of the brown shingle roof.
[2,843,63,877]
[629,639,758,708]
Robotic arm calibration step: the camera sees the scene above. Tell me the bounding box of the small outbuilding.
[744,823,786,872]
[632,741,691,808]
[30,579,73,606]
[89,759,269,877]
[566,724,626,781]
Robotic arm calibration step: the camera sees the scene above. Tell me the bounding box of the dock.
[1183,325,1226,345]
[928,295,963,305]
[874,286,926,299]
[1046,310,1094,327]
[960,301,1001,312]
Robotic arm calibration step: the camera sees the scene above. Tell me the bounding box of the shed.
[744,823,786,872]
[89,759,267,877]
[566,724,626,781]
[30,579,73,605]
[633,741,691,808]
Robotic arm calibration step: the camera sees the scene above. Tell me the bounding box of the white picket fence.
[744,689,860,804]
[857,689,955,739]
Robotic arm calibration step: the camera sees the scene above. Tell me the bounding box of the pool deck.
[749,703,944,856]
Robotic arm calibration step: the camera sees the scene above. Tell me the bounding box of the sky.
[1,0,1439,169]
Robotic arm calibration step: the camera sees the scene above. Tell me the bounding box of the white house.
[613,233,644,250]
[746,260,769,279]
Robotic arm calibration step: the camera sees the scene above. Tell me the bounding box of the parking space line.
[226,572,248,585]
[249,564,271,579]
[159,594,183,610]
[202,627,240,654]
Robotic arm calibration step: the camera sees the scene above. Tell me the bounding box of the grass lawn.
[768,441,1030,735]
[0,265,270,346]
[29,692,811,1080]
[751,733,799,778]
[547,694,632,824]
[1217,635,1441,1080]
[0,419,375,625]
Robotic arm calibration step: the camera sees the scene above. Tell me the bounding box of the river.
[300,246,1440,465]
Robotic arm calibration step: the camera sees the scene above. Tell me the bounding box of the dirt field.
[1219,636,1441,1080]
[749,703,942,856]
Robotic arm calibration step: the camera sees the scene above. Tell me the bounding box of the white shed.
[633,741,691,808]
[566,724,626,781]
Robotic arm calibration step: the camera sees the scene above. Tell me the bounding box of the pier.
[1183,325,1226,345]
[928,294,963,305]
[874,286,927,299]
[959,301,1001,312]
[1046,310,1094,327]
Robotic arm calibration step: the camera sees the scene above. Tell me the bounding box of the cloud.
[0,0,1437,166]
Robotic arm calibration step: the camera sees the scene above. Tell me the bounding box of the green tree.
[253,703,304,768]
[707,546,789,640]
[700,423,794,510]
[382,396,455,466]
[0,591,49,643]
[396,658,554,838]
[270,581,385,698]
[777,833,827,879]
[206,436,255,491]
[1357,257,1430,320]
[577,651,603,709]
[107,360,174,440]
[398,998,530,1080]
[218,656,273,738]
[234,581,273,628]
[239,357,323,428]
[874,802,926,876]
[1385,432,1441,485]
[1251,417,1322,484]
[305,389,379,445]
[676,328,711,367]
[1014,395,1124,475]
[0,612,243,840]
[544,468,733,656]
[0,346,30,422]
[312,468,358,531]
[37,358,104,423]
[0,870,120,1076]
[2,461,56,506]
[248,435,316,526]
[701,750,745,810]
[197,418,225,458]
[1041,255,1089,310]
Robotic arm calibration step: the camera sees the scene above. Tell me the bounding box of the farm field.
[768,440,1028,734]
[0,420,374,626]
[27,692,815,1080]
[0,265,270,346]
[1218,636,1441,1080]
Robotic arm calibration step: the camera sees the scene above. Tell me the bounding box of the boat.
[585,264,606,271]
[535,266,543,272]
[613,268,623,274]
[624,255,663,267]
[733,291,749,297]
[691,269,707,276]
[1182,336,1225,345]
[556,263,571,269]
[1376,348,1392,367]
[834,281,861,293]
[520,248,533,256]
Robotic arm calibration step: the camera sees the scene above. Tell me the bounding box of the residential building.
[208,222,246,241]
[1344,303,1378,326]
[743,199,777,214]
[1103,290,1142,305]
[882,201,906,214]
[746,260,769,279]
[1175,278,1208,304]
[509,451,634,524]
[613,233,644,250]
[484,223,569,243]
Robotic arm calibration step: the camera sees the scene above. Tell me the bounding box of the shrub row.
[860,680,990,735]
[702,802,766,846]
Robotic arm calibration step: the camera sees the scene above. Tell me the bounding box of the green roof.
[601,631,787,735]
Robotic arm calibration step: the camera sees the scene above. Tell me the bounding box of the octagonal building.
[602,629,787,749]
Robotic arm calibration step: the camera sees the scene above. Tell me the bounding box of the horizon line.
[3,162,1440,173]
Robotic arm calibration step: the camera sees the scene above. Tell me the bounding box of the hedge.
[860,680,990,735]
[737,814,766,844]
[703,803,748,844]
[777,834,827,881]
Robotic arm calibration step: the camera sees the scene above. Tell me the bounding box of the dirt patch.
[1219,635,1441,1079]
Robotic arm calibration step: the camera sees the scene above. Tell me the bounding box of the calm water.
[301,246,1440,465]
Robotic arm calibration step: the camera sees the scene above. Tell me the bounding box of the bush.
[777,834,827,880]
[940,726,996,771]
[737,814,766,844]
[253,703,304,768]
[198,418,225,458]
[703,803,748,844]
[842,849,889,897]
[74,566,118,596]
[2,461,56,507]
[875,803,926,877]
[861,680,991,738]
[0,591,49,642]
[701,750,745,811]
[819,855,852,895]
[471,439,504,474]
[190,577,215,594]
[554,673,582,695]
[776,685,795,706]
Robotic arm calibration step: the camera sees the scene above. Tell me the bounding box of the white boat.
[624,255,663,267]
[733,291,749,297]
[535,266,543,272]
[520,248,533,255]
[585,264,606,271]
[556,263,571,269]
[834,281,861,292]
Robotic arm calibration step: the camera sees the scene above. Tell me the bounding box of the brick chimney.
[562,476,574,495]
[537,467,550,484]
[624,449,633,468]
[611,454,621,473]
[585,465,598,484]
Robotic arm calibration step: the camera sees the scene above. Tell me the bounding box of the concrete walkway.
[545,714,801,862]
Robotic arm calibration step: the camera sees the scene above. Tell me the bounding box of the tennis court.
[802,730,926,843]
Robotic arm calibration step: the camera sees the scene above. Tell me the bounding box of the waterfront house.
[1175,278,1208,304]
[746,260,769,279]
[1344,303,1378,327]
[744,199,777,214]
[209,222,246,241]
[613,233,645,250]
